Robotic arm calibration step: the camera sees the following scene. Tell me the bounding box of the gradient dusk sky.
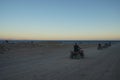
[0,0,120,40]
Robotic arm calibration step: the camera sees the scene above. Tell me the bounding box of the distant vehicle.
[97,43,102,50]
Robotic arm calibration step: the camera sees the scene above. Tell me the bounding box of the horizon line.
[0,39,120,41]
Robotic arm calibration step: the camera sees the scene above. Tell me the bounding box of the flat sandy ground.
[0,43,120,80]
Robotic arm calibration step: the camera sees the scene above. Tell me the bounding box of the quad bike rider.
[70,43,84,59]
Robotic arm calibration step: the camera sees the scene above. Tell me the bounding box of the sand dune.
[0,43,120,80]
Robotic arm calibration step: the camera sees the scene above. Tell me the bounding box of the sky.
[0,0,120,40]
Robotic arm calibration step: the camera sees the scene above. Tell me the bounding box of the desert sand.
[0,43,120,80]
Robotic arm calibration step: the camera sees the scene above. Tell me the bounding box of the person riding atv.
[70,43,84,59]
[97,43,102,50]
[74,43,81,52]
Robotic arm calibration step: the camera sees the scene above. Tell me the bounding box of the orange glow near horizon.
[0,33,120,40]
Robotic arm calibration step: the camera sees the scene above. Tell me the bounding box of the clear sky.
[0,0,120,40]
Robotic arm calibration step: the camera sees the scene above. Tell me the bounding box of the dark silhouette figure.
[70,43,84,59]
[5,40,9,44]
[74,43,80,52]
[97,43,102,50]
